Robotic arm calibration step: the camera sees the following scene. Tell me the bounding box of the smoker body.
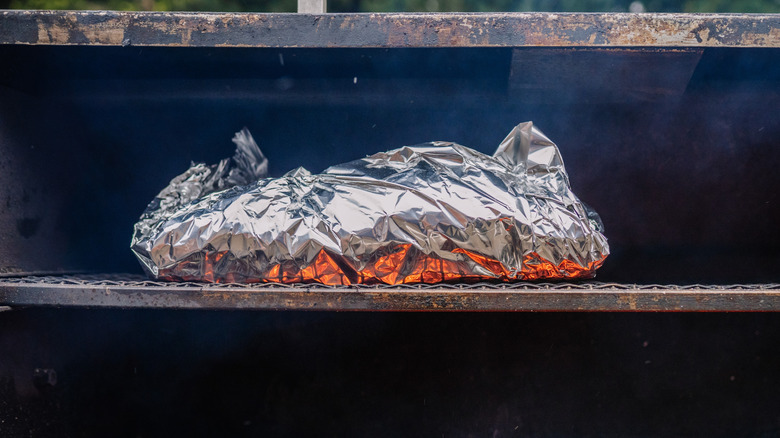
[0,11,779,436]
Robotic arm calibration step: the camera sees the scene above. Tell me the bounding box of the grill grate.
[0,274,779,311]
[2,274,779,290]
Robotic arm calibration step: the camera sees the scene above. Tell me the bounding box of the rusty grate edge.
[0,273,778,291]
[1,274,779,311]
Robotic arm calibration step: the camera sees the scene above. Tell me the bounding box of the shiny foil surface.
[131,122,608,284]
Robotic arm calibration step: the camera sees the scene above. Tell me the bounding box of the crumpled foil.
[131,122,608,284]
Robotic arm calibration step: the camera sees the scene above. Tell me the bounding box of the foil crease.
[131,122,608,284]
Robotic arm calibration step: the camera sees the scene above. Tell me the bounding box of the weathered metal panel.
[510,48,704,101]
[1,276,779,311]
[0,87,75,276]
[1,11,778,48]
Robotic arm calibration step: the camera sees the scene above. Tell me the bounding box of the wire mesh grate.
[1,274,778,291]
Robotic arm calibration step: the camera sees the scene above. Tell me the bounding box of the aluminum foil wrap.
[131,122,608,284]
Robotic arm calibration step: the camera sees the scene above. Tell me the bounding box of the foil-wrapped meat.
[131,122,608,284]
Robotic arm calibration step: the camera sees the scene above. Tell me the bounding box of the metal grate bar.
[1,274,779,311]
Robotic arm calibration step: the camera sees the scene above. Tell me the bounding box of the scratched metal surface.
[1,11,779,48]
[0,275,779,311]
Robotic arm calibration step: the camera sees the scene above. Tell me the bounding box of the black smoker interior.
[0,44,779,436]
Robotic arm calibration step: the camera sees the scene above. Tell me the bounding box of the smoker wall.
[1,45,779,283]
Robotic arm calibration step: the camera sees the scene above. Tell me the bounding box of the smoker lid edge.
[2,11,779,49]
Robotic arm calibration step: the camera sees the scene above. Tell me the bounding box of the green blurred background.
[5,0,779,15]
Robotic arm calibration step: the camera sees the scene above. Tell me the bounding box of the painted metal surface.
[0,276,779,311]
[298,0,327,14]
[1,11,778,48]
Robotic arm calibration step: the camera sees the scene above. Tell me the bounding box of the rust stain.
[36,21,68,44]
[182,27,193,45]
[766,24,780,44]
[617,293,639,310]
[339,18,353,30]
[36,22,50,44]
[81,25,125,45]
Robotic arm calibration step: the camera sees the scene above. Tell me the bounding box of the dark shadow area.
[1,308,779,437]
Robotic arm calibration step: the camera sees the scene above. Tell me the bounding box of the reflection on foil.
[131,122,608,284]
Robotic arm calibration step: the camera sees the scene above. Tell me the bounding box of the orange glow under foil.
[161,246,607,285]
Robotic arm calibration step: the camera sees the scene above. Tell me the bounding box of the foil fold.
[131,122,608,284]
